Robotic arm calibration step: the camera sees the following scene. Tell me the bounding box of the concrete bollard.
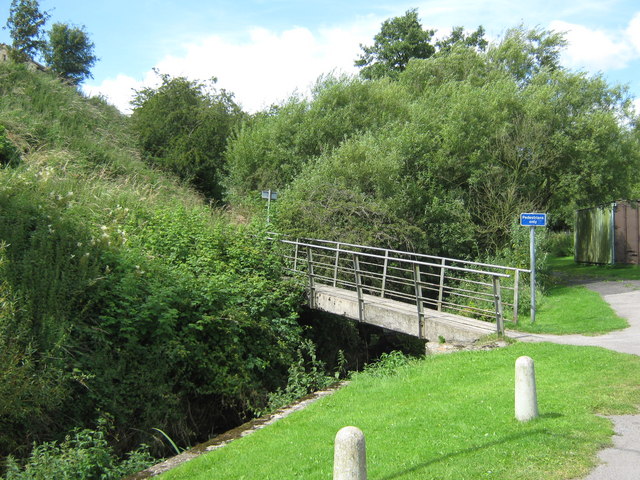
[334,426,367,480]
[515,356,539,422]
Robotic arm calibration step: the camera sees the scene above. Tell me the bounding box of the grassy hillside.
[0,61,312,470]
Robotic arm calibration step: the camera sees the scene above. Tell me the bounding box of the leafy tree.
[355,9,435,80]
[488,26,567,83]
[435,25,488,54]
[355,9,487,81]
[4,0,49,62]
[229,26,640,258]
[131,71,244,200]
[224,75,411,201]
[43,23,97,85]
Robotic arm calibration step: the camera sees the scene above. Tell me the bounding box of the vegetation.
[5,0,97,84]
[2,6,640,478]
[131,71,245,200]
[0,60,325,471]
[43,22,97,85]
[2,419,154,480]
[355,9,486,80]
[5,0,49,62]
[509,284,628,334]
[159,343,640,480]
[226,23,640,259]
[549,256,640,281]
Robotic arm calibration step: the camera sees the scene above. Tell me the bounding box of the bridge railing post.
[413,264,425,338]
[513,269,520,325]
[293,239,300,273]
[437,258,446,311]
[354,254,364,322]
[307,246,316,309]
[380,250,389,298]
[492,276,504,334]
[333,242,341,287]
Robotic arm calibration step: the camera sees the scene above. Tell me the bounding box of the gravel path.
[508,280,640,480]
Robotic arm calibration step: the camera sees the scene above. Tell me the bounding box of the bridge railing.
[271,236,529,333]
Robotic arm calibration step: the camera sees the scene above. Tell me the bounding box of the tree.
[355,9,487,81]
[435,25,488,54]
[131,71,244,200]
[4,0,49,62]
[229,26,640,258]
[43,23,97,85]
[488,26,567,84]
[355,9,435,80]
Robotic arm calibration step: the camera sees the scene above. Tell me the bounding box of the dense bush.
[0,61,310,469]
[0,157,306,455]
[131,71,245,200]
[1,420,154,480]
[226,27,640,259]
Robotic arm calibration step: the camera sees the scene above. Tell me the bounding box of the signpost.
[520,213,547,323]
[261,190,278,223]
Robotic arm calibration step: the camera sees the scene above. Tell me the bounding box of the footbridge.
[274,237,529,343]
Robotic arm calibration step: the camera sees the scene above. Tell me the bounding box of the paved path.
[508,281,640,355]
[508,280,640,480]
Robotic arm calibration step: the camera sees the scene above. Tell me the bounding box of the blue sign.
[261,190,278,200]
[520,213,547,227]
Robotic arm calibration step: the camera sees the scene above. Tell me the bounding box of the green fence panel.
[575,204,614,264]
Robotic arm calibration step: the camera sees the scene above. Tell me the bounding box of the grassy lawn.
[507,256,636,334]
[507,285,628,334]
[159,343,640,480]
[549,256,640,281]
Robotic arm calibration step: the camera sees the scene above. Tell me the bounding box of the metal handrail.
[271,236,528,332]
[277,238,511,279]
[270,233,530,274]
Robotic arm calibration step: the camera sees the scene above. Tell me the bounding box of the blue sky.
[2,1,640,113]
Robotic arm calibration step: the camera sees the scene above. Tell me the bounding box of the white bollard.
[515,356,539,422]
[334,426,367,480]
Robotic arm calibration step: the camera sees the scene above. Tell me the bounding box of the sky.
[2,0,640,114]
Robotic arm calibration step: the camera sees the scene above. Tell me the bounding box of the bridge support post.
[334,426,367,480]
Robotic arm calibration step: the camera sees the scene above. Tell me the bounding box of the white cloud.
[550,18,639,72]
[83,74,150,114]
[84,20,379,114]
[627,12,640,53]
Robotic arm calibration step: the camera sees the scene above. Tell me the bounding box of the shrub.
[1,421,155,480]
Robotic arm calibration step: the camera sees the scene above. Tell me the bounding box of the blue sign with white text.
[520,213,547,227]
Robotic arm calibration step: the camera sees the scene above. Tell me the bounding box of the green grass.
[506,256,637,334]
[508,284,628,334]
[549,256,640,281]
[159,343,640,480]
